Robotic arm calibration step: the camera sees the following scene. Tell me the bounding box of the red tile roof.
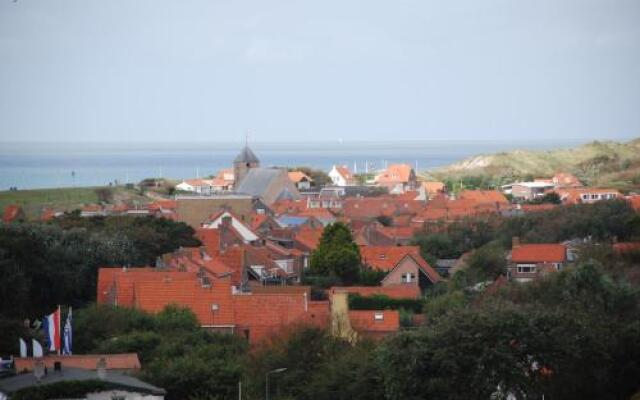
[511,244,567,263]
[628,195,640,212]
[271,199,308,216]
[360,245,440,283]
[375,164,413,184]
[195,228,221,252]
[612,242,640,254]
[14,354,141,372]
[2,204,23,223]
[294,227,323,251]
[422,181,445,194]
[335,166,354,181]
[348,310,399,332]
[135,277,236,326]
[96,267,199,307]
[458,190,509,204]
[288,171,312,183]
[360,246,422,271]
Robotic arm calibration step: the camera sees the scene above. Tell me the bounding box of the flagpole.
[57,305,61,356]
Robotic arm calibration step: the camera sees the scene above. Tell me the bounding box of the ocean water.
[0,139,586,190]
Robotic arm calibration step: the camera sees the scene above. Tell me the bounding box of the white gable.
[202,211,259,242]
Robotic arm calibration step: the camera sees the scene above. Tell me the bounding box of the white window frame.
[517,264,536,274]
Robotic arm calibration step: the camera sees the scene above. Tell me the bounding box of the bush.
[348,294,424,313]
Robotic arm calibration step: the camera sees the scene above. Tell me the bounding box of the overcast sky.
[0,0,639,143]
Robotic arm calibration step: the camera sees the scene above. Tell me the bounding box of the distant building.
[231,144,300,205]
[175,194,261,228]
[507,181,555,200]
[233,144,260,186]
[506,238,568,283]
[175,179,213,195]
[554,188,621,204]
[374,164,417,193]
[288,171,314,190]
[360,245,440,292]
[328,165,355,187]
[2,354,165,400]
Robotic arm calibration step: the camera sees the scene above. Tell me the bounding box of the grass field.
[0,186,150,220]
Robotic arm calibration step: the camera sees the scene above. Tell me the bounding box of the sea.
[0,139,589,190]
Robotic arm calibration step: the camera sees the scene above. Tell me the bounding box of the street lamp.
[265,367,287,400]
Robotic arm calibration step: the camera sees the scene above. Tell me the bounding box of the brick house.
[507,238,568,283]
[360,245,440,292]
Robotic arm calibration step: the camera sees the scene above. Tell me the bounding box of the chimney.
[512,237,521,249]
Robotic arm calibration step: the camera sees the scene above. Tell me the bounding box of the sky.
[0,0,639,143]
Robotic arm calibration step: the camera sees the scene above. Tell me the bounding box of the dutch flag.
[42,308,61,353]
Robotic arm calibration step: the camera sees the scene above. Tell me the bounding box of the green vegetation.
[348,294,424,313]
[287,166,331,188]
[427,138,640,192]
[64,258,640,400]
[75,305,246,400]
[413,199,639,263]
[309,222,361,285]
[0,186,150,220]
[0,216,199,355]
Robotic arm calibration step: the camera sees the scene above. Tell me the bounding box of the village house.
[359,245,441,292]
[506,238,569,283]
[175,179,214,195]
[96,266,398,344]
[328,165,355,186]
[175,194,262,228]
[554,187,621,204]
[302,187,344,209]
[2,353,165,400]
[288,171,314,190]
[374,164,417,194]
[506,181,555,200]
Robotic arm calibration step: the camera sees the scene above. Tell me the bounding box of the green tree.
[310,223,361,285]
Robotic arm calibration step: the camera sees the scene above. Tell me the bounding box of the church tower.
[233,143,260,187]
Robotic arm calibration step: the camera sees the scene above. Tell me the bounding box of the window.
[591,194,598,200]
[582,194,588,200]
[374,313,384,321]
[378,254,387,259]
[402,272,416,283]
[517,264,536,273]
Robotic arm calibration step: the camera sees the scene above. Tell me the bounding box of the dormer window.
[378,254,386,259]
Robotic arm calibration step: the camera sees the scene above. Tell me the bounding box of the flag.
[62,307,72,355]
[32,339,43,358]
[42,308,61,353]
[19,338,27,358]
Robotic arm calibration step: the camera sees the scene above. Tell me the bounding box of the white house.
[328,165,355,187]
[175,179,213,195]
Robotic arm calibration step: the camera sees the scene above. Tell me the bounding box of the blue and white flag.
[62,307,72,355]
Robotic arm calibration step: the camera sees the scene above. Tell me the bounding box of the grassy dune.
[0,186,149,220]
[427,139,640,191]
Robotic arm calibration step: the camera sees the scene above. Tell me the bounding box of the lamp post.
[265,367,287,400]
